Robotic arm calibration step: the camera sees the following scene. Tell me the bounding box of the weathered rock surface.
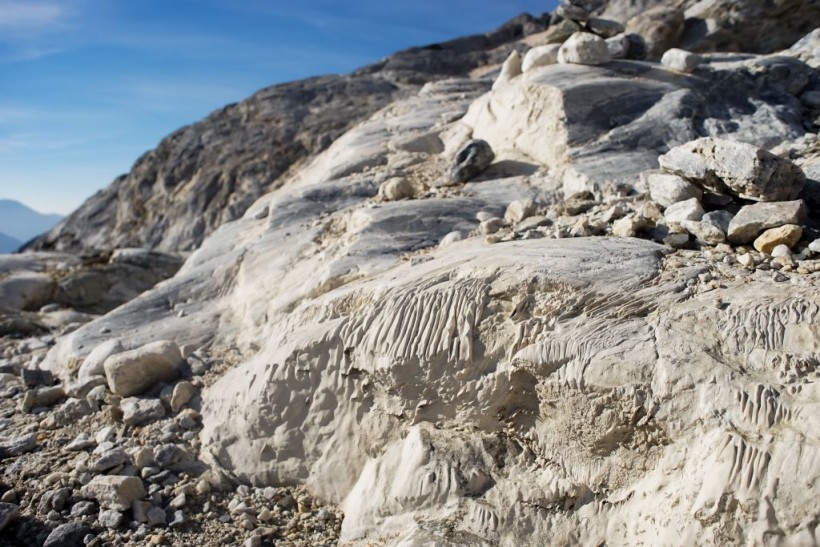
[659,138,806,202]
[727,200,808,244]
[558,31,611,65]
[81,476,146,511]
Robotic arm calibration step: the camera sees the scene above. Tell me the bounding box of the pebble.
[66,432,96,452]
[99,509,124,528]
[146,506,167,526]
[558,32,611,65]
[121,397,166,426]
[0,433,37,458]
[81,475,147,511]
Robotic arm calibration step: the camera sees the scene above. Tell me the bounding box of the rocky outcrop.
[27,14,551,254]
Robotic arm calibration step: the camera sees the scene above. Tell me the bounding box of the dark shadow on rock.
[472,160,540,182]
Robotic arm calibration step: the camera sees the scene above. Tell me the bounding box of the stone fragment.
[91,449,129,474]
[121,398,166,426]
[663,198,704,223]
[103,340,183,397]
[492,51,522,90]
[753,225,803,254]
[586,18,624,38]
[659,138,806,202]
[448,140,495,183]
[146,506,166,526]
[661,48,701,73]
[79,340,125,379]
[515,216,551,233]
[0,433,37,459]
[542,18,582,44]
[737,253,755,268]
[66,433,95,452]
[648,173,703,207]
[557,2,590,21]
[81,475,146,510]
[479,218,505,236]
[504,200,536,224]
[70,501,96,517]
[612,214,646,238]
[134,447,155,469]
[727,200,807,244]
[22,368,54,387]
[154,444,194,471]
[809,239,820,253]
[133,500,151,523]
[558,32,611,65]
[522,44,560,72]
[43,522,90,547]
[66,376,107,399]
[702,210,734,234]
[378,178,413,201]
[680,220,725,245]
[169,381,196,413]
[99,509,124,528]
[624,5,684,59]
[21,385,65,412]
[38,488,71,513]
[0,503,18,532]
[771,244,792,258]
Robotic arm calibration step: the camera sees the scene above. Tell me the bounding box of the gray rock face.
[659,138,806,202]
[0,503,18,532]
[727,200,808,243]
[448,140,495,183]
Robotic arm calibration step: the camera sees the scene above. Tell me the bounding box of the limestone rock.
[586,18,625,39]
[522,45,560,73]
[558,32,611,65]
[680,219,725,245]
[663,198,704,223]
[378,178,413,202]
[660,48,701,73]
[79,340,125,379]
[648,173,703,207]
[448,140,495,183]
[658,138,806,202]
[623,5,684,59]
[121,397,166,426]
[81,476,146,511]
[701,210,734,234]
[170,381,197,413]
[492,51,522,90]
[753,224,803,254]
[727,200,807,244]
[504,200,536,224]
[103,341,182,397]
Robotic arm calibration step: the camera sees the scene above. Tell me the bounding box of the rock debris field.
[2,0,820,545]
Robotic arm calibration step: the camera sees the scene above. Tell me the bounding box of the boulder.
[103,340,182,397]
[558,32,611,65]
[661,48,701,73]
[658,138,806,202]
[522,45,560,72]
[727,200,807,244]
[753,225,803,254]
[448,140,495,183]
[79,340,125,379]
[648,173,703,207]
[81,476,146,511]
[0,272,55,311]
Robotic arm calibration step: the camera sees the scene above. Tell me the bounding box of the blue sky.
[0,0,555,215]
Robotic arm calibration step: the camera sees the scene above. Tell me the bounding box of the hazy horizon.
[0,0,556,216]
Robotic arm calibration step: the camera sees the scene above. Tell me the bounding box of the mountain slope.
[0,199,62,244]
[0,232,21,254]
[28,13,550,253]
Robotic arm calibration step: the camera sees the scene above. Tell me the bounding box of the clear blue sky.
[0,0,554,215]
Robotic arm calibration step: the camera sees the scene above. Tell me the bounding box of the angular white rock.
[648,173,703,207]
[81,476,146,511]
[103,340,182,397]
[558,32,611,66]
[492,51,522,90]
[522,45,560,72]
[663,198,705,223]
[661,48,702,73]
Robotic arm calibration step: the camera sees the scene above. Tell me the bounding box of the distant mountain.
[0,199,62,245]
[0,232,21,253]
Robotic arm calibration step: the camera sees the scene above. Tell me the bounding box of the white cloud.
[0,1,65,30]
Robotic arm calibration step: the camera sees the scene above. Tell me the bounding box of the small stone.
[737,253,755,268]
[663,198,704,223]
[770,244,792,258]
[585,18,624,38]
[146,506,166,526]
[70,501,97,517]
[79,340,125,379]
[21,385,65,412]
[195,479,211,496]
[479,218,505,235]
[0,491,15,503]
[38,488,71,513]
[257,507,272,522]
[753,225,803,254]
[154,444,193,470]
[648,173,702,207]
[168,493,186,509]
[515,215,551,233]
[21,368,54,387]
[95,426,116,444]
[378,178,413,201]
[557,3,590,21]
[661,48,701,72]
[81,475,147,511]
[0,502,18,532]
[522,44,560,72]
[134,447,156,469]
[680,220,725,245]
[169,381,196,413]
[702,210,734,234]
[121,397,166,426]
[66,433,96,452]
[91,449,129,474]
[448,140,495,183]
[809,239,820,253]
[772,271,789,282]
[103,340,183,397]
[558,32,611,65]
[244,537,262,547]
[612,214,646,238]
[66,376,107,399]
[176,408,200,429]
[169,509,184,528]
[262,487,277,500]
[43,522,90,547]
[0,433,37,458]
[99,509,124,529]
[504,200,536,224]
